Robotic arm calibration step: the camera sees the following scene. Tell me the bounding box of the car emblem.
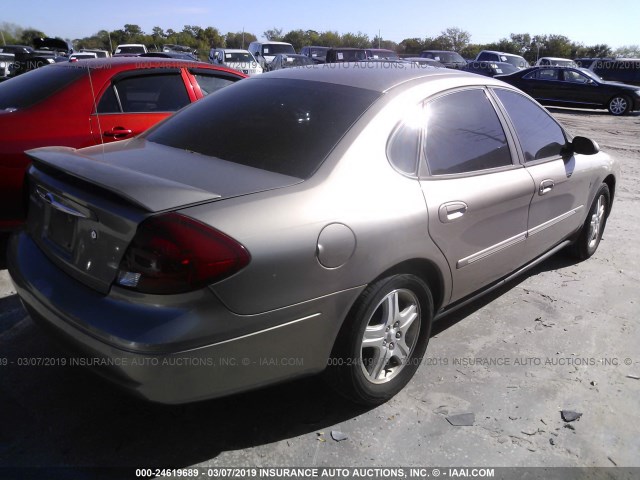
[90,230,98,240]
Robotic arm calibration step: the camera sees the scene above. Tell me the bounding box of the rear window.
[0,64,86,110]
[146,78,380,179]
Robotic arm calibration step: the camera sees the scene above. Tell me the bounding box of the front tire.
[608,95,631,116]
[570,183,610,260]
[326,274,434,406]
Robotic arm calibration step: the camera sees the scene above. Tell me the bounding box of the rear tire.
[326,274,433,406]
[608,95,630,116]
[570,183,610,260]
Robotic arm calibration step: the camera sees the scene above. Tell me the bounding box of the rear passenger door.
[492,88,591,259]
[90,69,194,144]
[418,88,535,303]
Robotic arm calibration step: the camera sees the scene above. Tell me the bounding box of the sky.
[2,0,639,49]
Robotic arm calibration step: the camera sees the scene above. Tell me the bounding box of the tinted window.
[387,122,420,175]
[524,69,559,81]
[0,65,85,109]
[193,74,235,96]
[96,86,120,113]
[424,89,512,175]
[562,70,590,83]
[146,79,380,179]
[494,89,567,161]
[112,74,189,112]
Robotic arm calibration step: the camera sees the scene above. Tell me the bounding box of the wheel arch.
[368,258,447,313]
[603,174,616,214]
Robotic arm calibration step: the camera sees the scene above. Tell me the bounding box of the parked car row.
[496,65,640,115]
[4,60,617,407]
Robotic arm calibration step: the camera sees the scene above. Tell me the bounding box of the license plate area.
[47,208,77,252]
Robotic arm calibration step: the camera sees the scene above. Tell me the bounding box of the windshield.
[310,48,329,57]
[0,64,85,110]
[501,54,529,69]
[262,44,295,56]
[421,51,464,63]
[225,52,255,63]
[146,78,381,179]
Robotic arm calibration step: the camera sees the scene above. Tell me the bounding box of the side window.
[563,70,589,83]
[96,85,121,113]
[194,74,235,96]
[424,89,512,176]
[112,74,189,113]
[494,89,567,161]
[387,121,420,176]
[524,69,559,81]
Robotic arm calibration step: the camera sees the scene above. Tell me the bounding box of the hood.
[33,37,72,53]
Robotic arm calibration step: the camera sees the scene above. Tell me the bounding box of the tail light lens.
[116,213,250,294]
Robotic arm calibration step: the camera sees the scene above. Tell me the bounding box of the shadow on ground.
[0,251,581,469]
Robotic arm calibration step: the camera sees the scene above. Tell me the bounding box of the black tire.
[326,274,433,406]
[607,95,631,116]
[570,183,610,260]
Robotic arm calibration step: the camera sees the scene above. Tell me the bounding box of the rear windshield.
[0,64,86,110]
[146,78,380,179]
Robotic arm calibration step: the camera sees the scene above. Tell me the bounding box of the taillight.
[116,213,250,294]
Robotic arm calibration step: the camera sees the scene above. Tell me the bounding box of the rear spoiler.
[26,147,221,212]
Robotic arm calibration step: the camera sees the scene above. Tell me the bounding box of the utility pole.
[0,30,5,46]
[242,27,245,49]
[378,29,381,48]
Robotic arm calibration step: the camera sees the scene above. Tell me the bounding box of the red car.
[0,57,246,232]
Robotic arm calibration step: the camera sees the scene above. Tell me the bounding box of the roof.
[50,57,243,77]
[258,61,471,93]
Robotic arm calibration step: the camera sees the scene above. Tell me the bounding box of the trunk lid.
[26,140,301,294]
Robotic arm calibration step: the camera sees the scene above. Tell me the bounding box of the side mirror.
[571,136,600,155]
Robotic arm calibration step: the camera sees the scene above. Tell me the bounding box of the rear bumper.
[8,232,361,403]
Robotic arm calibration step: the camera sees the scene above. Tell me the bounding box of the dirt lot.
[0,108,638,472]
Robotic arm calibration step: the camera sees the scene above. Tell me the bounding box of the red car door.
[90,68,196,144]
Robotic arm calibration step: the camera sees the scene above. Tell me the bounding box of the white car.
[536,57,578,67]
[69,52,98,61]
[209,48,263,75]
[0,54,12,79]
[248,41,295,66]
[113,44,148,56]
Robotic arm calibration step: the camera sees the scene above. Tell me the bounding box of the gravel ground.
[0,108,638,472]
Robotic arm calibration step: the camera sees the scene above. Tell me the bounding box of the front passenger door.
[419,88,535,303]
[492,88,592,259]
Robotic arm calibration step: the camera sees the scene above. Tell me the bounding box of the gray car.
[9,63,618,406]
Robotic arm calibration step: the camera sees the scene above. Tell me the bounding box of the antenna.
[86,63,106,159]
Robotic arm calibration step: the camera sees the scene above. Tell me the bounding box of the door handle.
[539,179,555,195]
[438,201,468,223]
[103,127,133,138]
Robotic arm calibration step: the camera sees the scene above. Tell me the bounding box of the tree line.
[2,21,639,62]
